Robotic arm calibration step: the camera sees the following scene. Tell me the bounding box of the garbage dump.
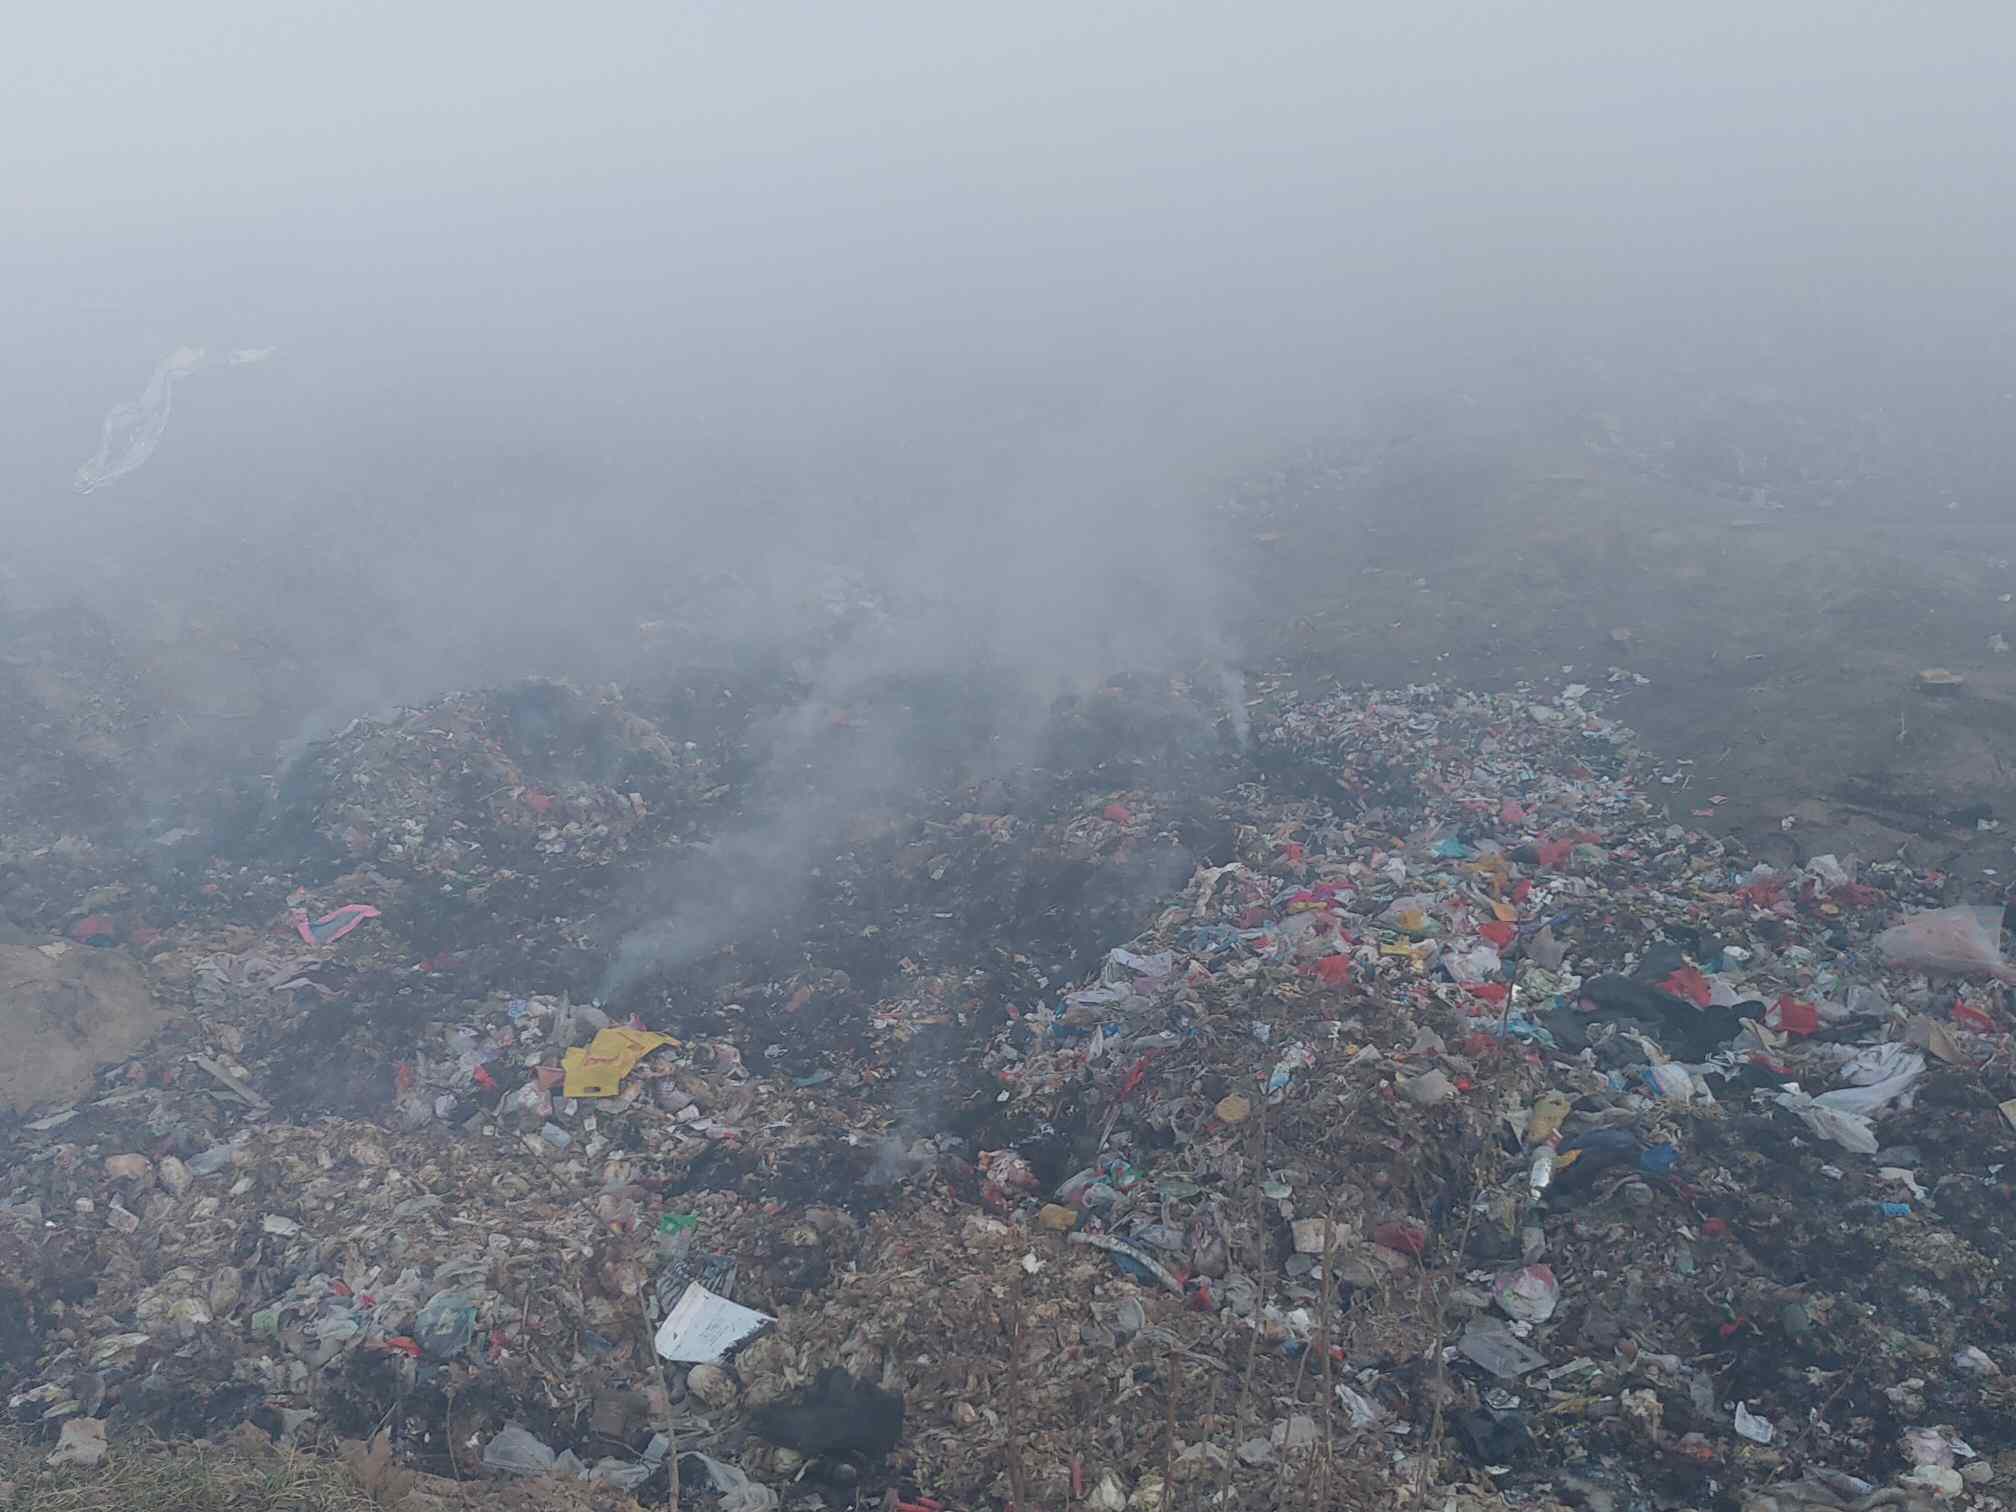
[2,669,2013,1512]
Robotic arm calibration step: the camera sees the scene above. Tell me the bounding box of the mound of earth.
[0,941,171,1115]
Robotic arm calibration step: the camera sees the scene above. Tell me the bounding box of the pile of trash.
[3,675,2015,1512]
[260,679,714,882]
[923,682,2016,1509]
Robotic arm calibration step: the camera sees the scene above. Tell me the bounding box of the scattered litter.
[1734,1401,1775,1444]
[1493,1264,1560,1324]
[481,1424,556,1475]
[1460,1318,1549,1379]
[1876,904,2016,982]
[1069,1230,1187,1296]
[653,1282,774,1363]
[562,1026,676,1097]
[0,665,2008,1511]
[46,1417,107,1468]
[292,904,381,946]
[682,1452,780,1512]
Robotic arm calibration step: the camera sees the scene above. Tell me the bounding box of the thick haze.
[5,1,2015,705]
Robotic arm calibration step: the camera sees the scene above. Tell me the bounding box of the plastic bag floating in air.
[75,345,276,493]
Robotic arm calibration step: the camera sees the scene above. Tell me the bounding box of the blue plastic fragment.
[1111,1253,1159,1285]
[1638,1143,1680,1175]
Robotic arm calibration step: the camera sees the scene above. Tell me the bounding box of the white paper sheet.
[653,1281,773,1363]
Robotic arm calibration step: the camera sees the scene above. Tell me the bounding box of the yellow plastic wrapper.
[1524,1091,1573,1148]
[562,1027,675,1098]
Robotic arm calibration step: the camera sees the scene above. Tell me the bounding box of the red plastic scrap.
[69,914,116,943]
[1768,995,1819,1036]
[394,1062,416,1094]
[381,1336,422,1357]
[472,1065,498,1091]
[1373,1219,1427,1257]
[1466,982,1509,1007]
[1120,1054,1154,1099]
[1734,879,1784,910]
[523,790,556,814]
[1102,803,1133,824]
[1315,955,1351,986]
[1535,838,1576,867]
[1659,966,1712,1007]
[1478,920,1517,949]
[1954,1000,1999,1032]
[1281,841,1305,866]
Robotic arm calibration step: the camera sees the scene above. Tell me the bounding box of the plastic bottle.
[1528,1136,1559,1200]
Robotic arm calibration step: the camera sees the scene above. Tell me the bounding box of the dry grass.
[0,1431,380,1512]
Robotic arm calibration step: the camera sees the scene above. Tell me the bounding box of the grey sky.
[5,2,2014,703]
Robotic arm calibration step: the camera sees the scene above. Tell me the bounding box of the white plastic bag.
[1734,1402,1775,1444]
[1773,1088,1879,1154]
[74,346,276,493]
[1837,1044,1926,1090]
[1876,904,2016,982]
[1442,943,1502,984]
[682,1453,779,1512]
